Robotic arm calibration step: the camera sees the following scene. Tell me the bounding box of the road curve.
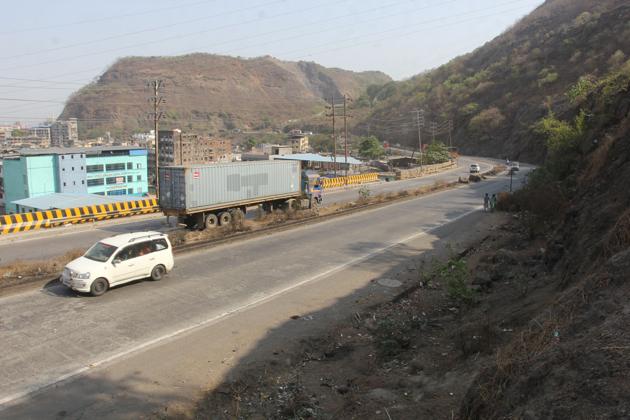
[0,156,496,264]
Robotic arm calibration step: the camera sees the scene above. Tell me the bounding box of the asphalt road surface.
[0,156,496,264]
[0,164,531,418]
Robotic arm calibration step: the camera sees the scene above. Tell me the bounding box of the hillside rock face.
[361,0,630,163]
[59,54,390,138]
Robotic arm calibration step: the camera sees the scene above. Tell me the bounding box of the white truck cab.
[61,231,174,296]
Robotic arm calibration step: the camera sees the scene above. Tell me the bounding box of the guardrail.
[321,173,379,189]
[0,199,160,235]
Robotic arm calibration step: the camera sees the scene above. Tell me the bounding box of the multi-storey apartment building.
[158,130,232,166]
[2,146,148,213]
[50,118,78,147]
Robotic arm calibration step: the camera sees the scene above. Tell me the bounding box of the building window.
[87,164,104,173]
[127,175,133,182]
[87,178,104,186]
[106,163,126,171]
[72,167,75,171]
[62,168,65,171]
[137,163,142,169]
[106,176,125,185]
[63,182,66,187]
[127,162,133,170]
[82,180,85,185]
[136,175,142,181]
[107,189,126,196]
[128,188,133,194]
[61,156,64,160]
[81,166,84,170]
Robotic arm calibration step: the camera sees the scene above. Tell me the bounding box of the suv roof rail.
[127,232,165,243]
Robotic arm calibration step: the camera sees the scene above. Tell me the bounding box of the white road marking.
[0,202,482,409]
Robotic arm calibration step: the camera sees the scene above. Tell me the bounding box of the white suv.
[61,231,175,296]
[470,163,481,173]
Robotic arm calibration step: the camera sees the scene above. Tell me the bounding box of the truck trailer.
[159,161,321,230]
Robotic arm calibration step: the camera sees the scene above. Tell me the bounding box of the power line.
[0,0,216,36]
[287,1,533,61]
[0,0,348,73]
[0,0,290,61]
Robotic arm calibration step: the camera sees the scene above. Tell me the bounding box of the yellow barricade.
[0,198,160,235]
[321,173,379,189]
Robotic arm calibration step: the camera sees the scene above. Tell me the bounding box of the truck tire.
[218,211,232,226]
[90,278,109,297]
[205,213,218,229]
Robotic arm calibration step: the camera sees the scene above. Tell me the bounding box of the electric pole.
[149,79,164,198]
[430,121,437,144]
[448,119,453,150]
[331,95,336,176]
[412,109,425,170]
[343,94,350,176]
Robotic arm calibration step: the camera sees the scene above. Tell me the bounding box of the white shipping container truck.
[159,161,322,229]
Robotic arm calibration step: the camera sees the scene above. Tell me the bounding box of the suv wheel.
[150,265,166,281]
[90,278,109,296]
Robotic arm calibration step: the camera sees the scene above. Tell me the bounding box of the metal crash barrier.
[321,173,379,189]
[0,199,160,235]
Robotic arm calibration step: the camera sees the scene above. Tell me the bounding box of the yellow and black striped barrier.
[321,173,379,189]
[0,198,160,235]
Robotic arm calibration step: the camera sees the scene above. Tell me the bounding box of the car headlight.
[75,272,91,280]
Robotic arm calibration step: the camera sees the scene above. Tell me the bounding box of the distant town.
[0,119,356,215]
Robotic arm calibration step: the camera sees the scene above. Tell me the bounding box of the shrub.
[432,257,475,304]
[469,107,506,133]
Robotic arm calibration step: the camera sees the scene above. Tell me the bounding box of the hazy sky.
[0,0,543,125]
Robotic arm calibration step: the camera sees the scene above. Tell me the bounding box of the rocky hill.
[59,54,390,138]
[358,0,630,163]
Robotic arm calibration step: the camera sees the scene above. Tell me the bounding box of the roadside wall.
[395,161,455,180]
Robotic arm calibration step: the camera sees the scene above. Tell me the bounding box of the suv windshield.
[84,242,118,262]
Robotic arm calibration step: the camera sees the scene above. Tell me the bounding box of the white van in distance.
[61,231,175,296]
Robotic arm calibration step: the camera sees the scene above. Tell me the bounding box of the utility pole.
[343,94,350,177]
[448,119,453,150]
[331,95,336,176]
[430,121,437,144]
[412,109,425,170]
[149,79,164,198]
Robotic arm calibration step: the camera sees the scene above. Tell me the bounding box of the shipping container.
[159,161,301,215]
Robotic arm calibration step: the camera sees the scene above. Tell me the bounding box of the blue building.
[2,146,148,213]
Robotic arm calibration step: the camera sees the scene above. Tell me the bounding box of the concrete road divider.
[0,199,160,235]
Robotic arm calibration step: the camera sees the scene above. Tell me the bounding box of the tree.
[245,137,257,151]
[309,134,334,153]
[358,136,384,159]
[424,142,451,164]
[469,107,506,133]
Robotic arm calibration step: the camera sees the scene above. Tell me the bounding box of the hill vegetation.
[59,54,390,139]
[358,0,630,163]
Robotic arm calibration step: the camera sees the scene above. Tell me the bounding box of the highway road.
[0,156,495,263]
[0,164,531,418]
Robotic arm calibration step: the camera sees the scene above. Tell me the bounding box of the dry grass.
[603,209,630,256]
[0,248,84,281]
